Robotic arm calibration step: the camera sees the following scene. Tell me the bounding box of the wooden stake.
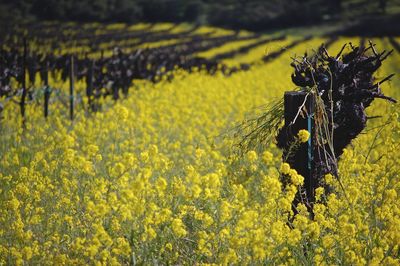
[69,56,74,120]
[283,91,315,205]
[20,38,28,125]
[43,60,50,118]
[86,60,94,111]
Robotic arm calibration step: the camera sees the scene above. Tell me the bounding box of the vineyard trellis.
[2,23,319,122]
[0,39,243,121]
[1,22,354,126]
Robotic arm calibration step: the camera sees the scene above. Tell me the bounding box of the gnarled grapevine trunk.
[277,41,396,207]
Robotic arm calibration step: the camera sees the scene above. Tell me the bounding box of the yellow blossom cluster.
[297,129,310,143]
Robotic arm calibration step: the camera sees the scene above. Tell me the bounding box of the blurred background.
[1,0,400,35]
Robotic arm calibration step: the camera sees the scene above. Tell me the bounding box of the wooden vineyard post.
[86,60,94,111]
[20,38,28,125]
[283,91,315,205]
[113,84,119,101]
[43,60,50,118]
[69,56,74,120]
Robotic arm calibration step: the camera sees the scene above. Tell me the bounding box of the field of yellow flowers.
[0,23,400,265]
